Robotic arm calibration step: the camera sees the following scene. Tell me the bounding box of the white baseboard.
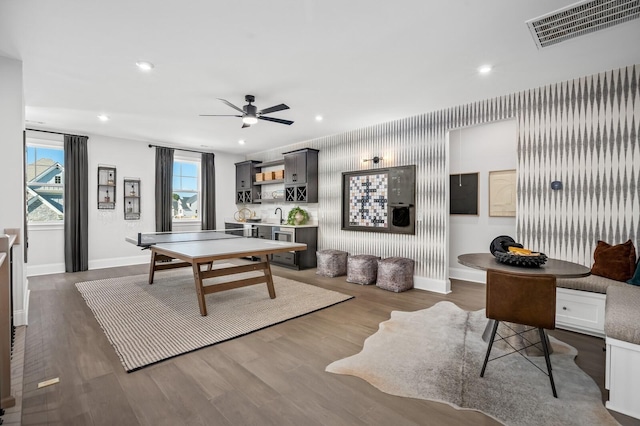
[26,262,65,276]
[88,254,150,270]
[449,266,486,284]
[414,275,451,294]
[27,254,150,277]
[14,285,30,326]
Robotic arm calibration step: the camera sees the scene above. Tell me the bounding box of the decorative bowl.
[494,251,548,268]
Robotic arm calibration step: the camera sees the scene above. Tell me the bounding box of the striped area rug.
[76,265,353,372]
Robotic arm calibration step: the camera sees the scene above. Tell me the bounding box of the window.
[173,158,200,221]
[25,143,65,222]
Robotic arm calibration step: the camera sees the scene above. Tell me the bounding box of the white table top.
[152,237,306,261]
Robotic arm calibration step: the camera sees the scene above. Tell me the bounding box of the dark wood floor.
[21,262,638,425]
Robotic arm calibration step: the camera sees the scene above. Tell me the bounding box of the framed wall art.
[489,169,516,217]
[450,172,478,215]
[341,165,416,234]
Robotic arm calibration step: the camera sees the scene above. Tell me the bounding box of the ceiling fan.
[200,94,294,128]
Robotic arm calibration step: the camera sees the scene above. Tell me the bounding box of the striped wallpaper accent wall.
[517,65,639,267]
[250,64,639,290]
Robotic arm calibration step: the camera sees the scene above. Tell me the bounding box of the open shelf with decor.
[123,178,141,220]
[97,165,116,209]
[254,159,286,203]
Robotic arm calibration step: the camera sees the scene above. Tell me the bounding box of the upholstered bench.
[603,285,640,420]
[556,274,628,294]
[316,249,348,277]
[346,254,380,285]
[376,257,414,292]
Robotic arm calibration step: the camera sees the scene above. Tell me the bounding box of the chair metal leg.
[481,320,500,377]
[538,328,558,398]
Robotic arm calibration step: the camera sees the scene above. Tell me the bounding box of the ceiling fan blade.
[258,103,289,115]
[258,116,294,126]
[217,98,244,114]
[199,114,242,117]
[242,122,251,129]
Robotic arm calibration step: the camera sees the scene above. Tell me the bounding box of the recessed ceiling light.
[315,115,323,122]
[478,65,492,74]
[97,114,110,122]
[136,61,154,71]
[238,139,246,145]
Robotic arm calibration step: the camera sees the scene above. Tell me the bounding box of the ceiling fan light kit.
[200,94,294,128]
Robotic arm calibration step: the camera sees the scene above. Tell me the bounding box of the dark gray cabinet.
[270,226,317,270]
[224,222,245,236]
[235,150,319,204]
[235,160,259,204]
[284,150,307,184]
[283,149,318,203]
[255,225,273,240]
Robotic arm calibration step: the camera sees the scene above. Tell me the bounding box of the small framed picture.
[450,172,479,215]
[489,169,516,217]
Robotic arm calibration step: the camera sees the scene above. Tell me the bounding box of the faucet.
[275,207,284,224]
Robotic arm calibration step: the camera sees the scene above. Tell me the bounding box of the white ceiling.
[1,0,639,155]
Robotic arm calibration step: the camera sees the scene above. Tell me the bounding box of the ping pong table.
[128,230,307,316]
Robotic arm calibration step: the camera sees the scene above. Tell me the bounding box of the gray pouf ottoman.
[316,249,348,277]
[376,257,415,292]
[347,255,381,285]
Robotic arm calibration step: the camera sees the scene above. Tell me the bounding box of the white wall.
[448,119,517,283]
[0,55,28,325]
[26,133,243,275]
[87,134,156,269]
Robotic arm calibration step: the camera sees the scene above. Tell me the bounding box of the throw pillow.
[628,259,640,286]
[591,239,636,282]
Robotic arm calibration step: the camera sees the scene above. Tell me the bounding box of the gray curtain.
[155,147,174,232]
[201,152,216,230]
[63,134,89,272]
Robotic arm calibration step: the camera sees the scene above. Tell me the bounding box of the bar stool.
[480,268,558,398]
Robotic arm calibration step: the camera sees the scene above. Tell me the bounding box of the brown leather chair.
[480,268,558,397]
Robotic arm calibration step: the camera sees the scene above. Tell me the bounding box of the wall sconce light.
[551,181,563,190]
[363,156,383,164]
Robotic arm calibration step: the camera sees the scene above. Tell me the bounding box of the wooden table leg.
[261,255,276,299]
[192,262,208,316]
[148,249,157,284]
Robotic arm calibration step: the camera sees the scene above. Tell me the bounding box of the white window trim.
[172,154,201,223]
[28,222,64,231]
[26,136,65,225]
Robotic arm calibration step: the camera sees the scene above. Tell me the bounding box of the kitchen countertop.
[224,220,318,228]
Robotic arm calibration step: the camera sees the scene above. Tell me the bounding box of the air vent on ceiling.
[526,0,640,49]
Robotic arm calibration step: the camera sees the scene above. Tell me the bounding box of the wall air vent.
[526,0,640,49]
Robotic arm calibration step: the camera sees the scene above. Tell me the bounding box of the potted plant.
[287,206,309,225]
